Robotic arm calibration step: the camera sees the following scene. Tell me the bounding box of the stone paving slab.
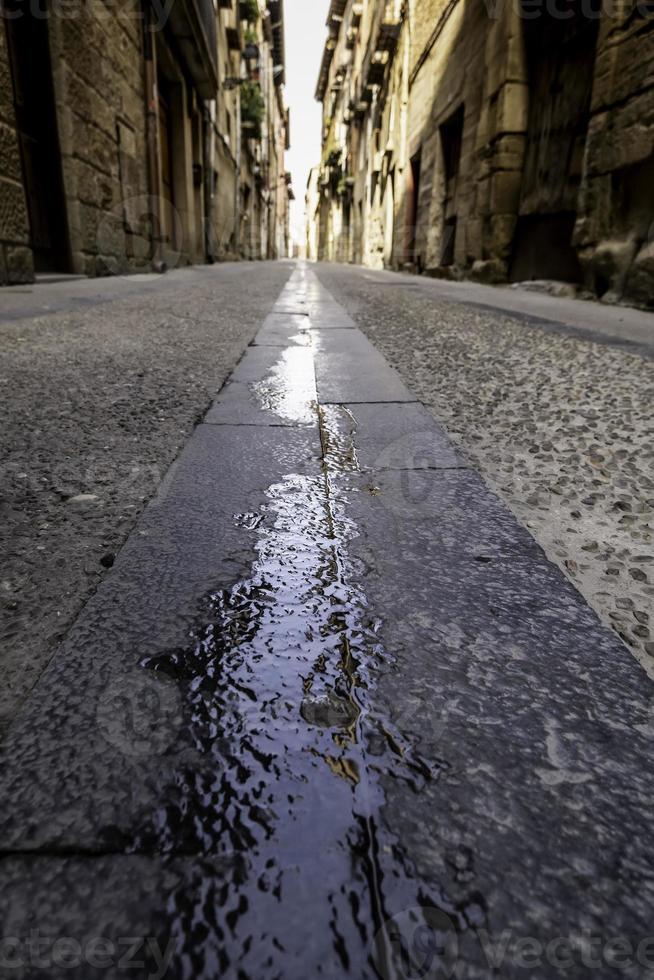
[342,465,654,976]
[252,312,311,347]
[270,284,358,328]
[313,328,416,403]
[307,307,358,328]
[204,380,314,426]
[229,343,310,383]
[312,314,357,327]
[328,401,467,471]
[271,306,356,329]
[0,423,321,852]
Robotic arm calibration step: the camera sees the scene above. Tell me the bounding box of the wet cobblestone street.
[2,264,654,979]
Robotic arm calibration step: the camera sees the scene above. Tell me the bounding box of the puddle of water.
[250,345,316,424]
[133,286,469,977]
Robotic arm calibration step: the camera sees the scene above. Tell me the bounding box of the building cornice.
[315,0,347,101]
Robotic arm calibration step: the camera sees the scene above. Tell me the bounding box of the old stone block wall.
[49,2,151,277]
[212,135,239,258]
[314,0,654,307]
[1,0,289,283]
[210,15,239,260]
[408,0,490,272]
[0,22,33,284]
[576,10,654,305]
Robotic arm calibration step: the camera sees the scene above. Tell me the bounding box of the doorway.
[6,0,70,273]
[509,2,600,282]
[439,105,464,267]
[406,149,421,268]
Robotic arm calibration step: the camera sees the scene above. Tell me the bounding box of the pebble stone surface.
[0,262,294,733]
[314,264,654,676]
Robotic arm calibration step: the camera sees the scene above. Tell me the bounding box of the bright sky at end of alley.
[283,0,331,246]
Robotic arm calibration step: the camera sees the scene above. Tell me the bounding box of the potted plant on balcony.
[243,26,259,68]
[240,79,264,139]
[239,0,259,22]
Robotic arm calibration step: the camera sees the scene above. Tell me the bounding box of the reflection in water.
[134,285,460,978]
[251,346,316,424]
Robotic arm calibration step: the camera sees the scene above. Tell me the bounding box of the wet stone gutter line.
[313,263,654,676]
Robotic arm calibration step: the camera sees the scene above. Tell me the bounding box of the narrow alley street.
[1,263,654,978]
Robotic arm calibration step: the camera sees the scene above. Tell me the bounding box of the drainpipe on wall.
[141,1,166,272]
[234,81,242,256]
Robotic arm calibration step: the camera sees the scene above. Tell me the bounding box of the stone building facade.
[312,0,654,307]
[0,0,290,285]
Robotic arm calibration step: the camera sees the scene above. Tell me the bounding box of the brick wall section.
[0,21,33,284]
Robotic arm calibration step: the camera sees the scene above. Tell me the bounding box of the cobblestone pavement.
[0,261,293,733]
[314,263,654,676]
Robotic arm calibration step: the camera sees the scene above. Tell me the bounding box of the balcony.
[377,19,401,51]
[366,51,389,87]
[168,0,218,98]
[239,0,259,20]
[268,0,286,85]
[356,0,402,98]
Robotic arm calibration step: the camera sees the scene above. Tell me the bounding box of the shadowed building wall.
[312,0,654,308]
[0,0,289,284]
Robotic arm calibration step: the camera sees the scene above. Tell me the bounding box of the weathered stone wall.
[576,9,654,305]
[213,134,238,257]
[49,1,152,276]
[408,0,489,272]
[405,0,531,279]
[315,0,654,307]
[211,10,239,259]
[0,21,33,284]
